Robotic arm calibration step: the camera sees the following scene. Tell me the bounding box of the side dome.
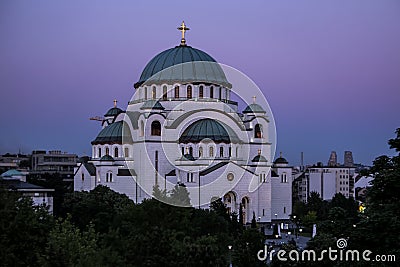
[91,121,132,145]
[179,118,239,144]
[252,155,268,163]
[243,103,266,114]
[274,156,289,165]
[135,45,231,88]
[104,107,123,117]
[100,155,114,161]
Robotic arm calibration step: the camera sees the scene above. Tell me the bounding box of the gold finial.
[177,21,190,46]
[280,152,283,158]
[113,99,118,107]
[258,149,261,155]
[252,96,256,104]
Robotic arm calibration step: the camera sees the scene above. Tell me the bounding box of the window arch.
[174,86,180,98]
[152,86,156,99]
[218,87,222,100]
[199,146,203,157]
[187,85,192,99]
[151,121,161,136]
[189,146,193,156]
[106,171,113,183]
[209,146,214,157]
[124,147,129,158]
[210,86,214,98]
[163,85,167,100]
[114,147,119,158]
[140,120,144,137]
[98,147,102,158]
[105,147,110,156]
[219,147,224,157]
[199,86,204,98]
[254,124,262,138]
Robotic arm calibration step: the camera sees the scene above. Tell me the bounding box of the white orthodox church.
[74,23,292,224]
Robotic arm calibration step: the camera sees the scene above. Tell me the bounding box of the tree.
[169,183,191,207]
[0,188,54,266]
[39,216,100,267]
[251,211,257,228]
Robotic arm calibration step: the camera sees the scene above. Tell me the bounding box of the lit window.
[152,86,156,99]
[187,85,192,99]
[174,86,180,98]
[105,147,109,156]
[199,86,204,98]
[151,121,161,136]
[163,86,167,100]
[220,147,224,157]
[254,124,262,138]
[114,147,119,158]
[124,147,129,158]
[209,146,214,157]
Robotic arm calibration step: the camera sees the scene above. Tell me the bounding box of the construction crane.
[89,116,104,122]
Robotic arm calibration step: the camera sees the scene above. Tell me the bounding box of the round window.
[227,172,234,181]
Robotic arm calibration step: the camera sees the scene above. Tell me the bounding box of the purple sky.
[1,0,399,165]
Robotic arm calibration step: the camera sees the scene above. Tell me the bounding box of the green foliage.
[233,229,265,267]
[169,183,191,207]
[39,216,100,267]
[0,188,54,266]
[251,211,257,228]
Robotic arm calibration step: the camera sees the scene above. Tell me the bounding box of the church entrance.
[223,191,237,214]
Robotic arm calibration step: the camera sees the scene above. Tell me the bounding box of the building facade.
[31,150,77,179]
[74,25,292,224]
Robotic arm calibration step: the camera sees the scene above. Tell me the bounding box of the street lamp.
[228,245,232,267]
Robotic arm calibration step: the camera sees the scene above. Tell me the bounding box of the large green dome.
[134,45,231,88]
[179,118,239,144]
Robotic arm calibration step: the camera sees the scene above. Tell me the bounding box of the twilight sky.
[0,0,399,165]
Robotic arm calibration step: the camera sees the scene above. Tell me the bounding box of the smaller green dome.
[100,155,114,161]
[92,121,132,145]
[274,157,288,164]
[252,155,268,163]
[140,100,165,110]
[180,153,195,161]
[104,107,123,117]
[243,104,265,114]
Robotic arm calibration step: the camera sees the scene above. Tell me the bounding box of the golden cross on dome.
[178,21,190,46]
[113,99,118,107]
[252,96,257,103]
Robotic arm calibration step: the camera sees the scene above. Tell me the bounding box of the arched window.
[254,124,262,138]
[219,147,224,157]
[163,85,167,100]
[187,85,192,99]
[199,86,204,98]
[209,146,214,157]
[174,86,180,98]
[81,173,84,181]
[199,147,203,157]
[105,147,110,156]
[181,146,185,155]
[114,147,119,158]
[189,147,193,156]
[152,86,156,99]
[218,87,222,100]
[98,147,101,158]
[210,86,214,98]
[144,87,148,100]
[140,121,144,137]
[124,147,129,158]
[229,146,232,158]
[106,172,113,183]
[151,121,161,136]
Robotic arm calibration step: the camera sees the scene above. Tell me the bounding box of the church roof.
[100,155,114,161]
[104,107,123,117]
[140,100,165,110]
[92,121,133,145]
[274,157,289,164]
[252,155,268,163]
[243,103,266,114]
[134,45,231,88]
[179,118,239,144]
